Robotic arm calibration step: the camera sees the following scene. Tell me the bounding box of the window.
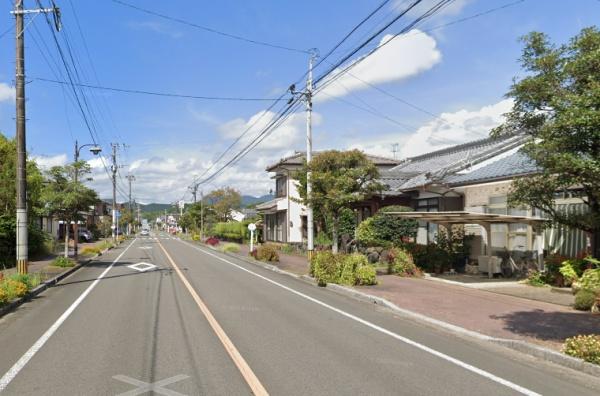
[416,198,439,243]
[275,177,287,198]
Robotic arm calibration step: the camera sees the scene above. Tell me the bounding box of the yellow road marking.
[157,240,268,396]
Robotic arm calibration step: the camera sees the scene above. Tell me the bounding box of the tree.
[41,161,99,257]
[0,133,46,265]
[296,150,383,253]
[493,27,600,257]
[205,187,241,222]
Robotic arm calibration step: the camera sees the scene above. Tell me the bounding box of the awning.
[384,211,546,226]
[255,198,282,214]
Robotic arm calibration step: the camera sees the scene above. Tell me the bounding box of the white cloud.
[32,154,67,169]
[316,30,441,100]
[0,82,15,102]
[347,99,513,159]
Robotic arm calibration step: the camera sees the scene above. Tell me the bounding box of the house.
[230,208,258,222]
[375,134,587,259]
[256,151,400,244]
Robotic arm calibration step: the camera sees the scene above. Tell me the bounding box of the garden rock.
[367,251,380,264]
[379,250,391,263]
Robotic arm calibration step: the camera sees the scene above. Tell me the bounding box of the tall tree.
[205,187,241,222]
[493,27,600,257]
[41,161,99,257]
[296,150,383,253]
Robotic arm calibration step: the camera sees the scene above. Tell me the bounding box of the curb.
[183,241,600,377]
[0,243,117,319]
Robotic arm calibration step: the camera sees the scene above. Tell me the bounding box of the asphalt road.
[1,234,599,395]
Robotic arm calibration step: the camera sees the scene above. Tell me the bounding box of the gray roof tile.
[447,151,538,185]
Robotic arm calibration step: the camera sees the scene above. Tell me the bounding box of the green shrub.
[563,335,600,365]
[212,222,248,242]
[256,244,279,262]
[0,287,7,304]
[574,289,597,311]
[8,273,41,290]
[280,244,296,255]
[314,232,332,248]
[339,254,369,285]
[355,265,377,285]
[221,243,240,254]
[388,248,421,277]
[356,207,418,247]
[311,251,340,286]
[580,268,600,293]
[192,234,201,241]
[526,269,546,287]
[559,261,579,286]
[51,256,75,268]
[0,278,28,301]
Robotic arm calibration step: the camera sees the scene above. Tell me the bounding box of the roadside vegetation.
[563,335,600,365]
[0,273,42,307]
[311,251,376,287]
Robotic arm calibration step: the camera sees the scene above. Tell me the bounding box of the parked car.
[70,228,93,242]
[140,229,150,236]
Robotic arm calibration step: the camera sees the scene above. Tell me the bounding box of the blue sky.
[0,0,598,203]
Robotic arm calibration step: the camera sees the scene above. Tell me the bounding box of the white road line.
[183,241,541,396]
[0,239,137,392]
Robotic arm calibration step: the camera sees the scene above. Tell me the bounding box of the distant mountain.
[242,194,273,207]
[139,203,173,213]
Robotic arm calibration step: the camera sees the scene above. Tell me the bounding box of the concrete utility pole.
[126,174,135,235]
[305,50,317,261]
[12,1,60,274]
[200,190,204,238]
[189,183,199,203]
[111,144,118,242]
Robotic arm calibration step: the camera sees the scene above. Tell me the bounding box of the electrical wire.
[33,77,289,102]
[110,0,310,54]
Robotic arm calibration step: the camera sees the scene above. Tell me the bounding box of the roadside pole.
[12,1,60,274]
[14,0,27,274]
[305,50,317,262]
[111,144,118,242]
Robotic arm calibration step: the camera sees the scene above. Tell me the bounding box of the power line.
[33,77,289,102]
[110,0,310,54]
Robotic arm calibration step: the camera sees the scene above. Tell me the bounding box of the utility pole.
[12,1,60,274]
[200,190,204,239]
[111,144,118,242]
[126,174,135,235]
[189,183,199,203]
[305,50,317,261]
[391,143,399,160]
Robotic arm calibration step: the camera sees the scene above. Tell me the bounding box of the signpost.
[247,223,256,253]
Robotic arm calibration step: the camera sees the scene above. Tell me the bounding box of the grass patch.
[0,273,41,304]
[51,256,75,268]
[221,243,240,254]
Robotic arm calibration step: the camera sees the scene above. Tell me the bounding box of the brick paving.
[358,275,600,350]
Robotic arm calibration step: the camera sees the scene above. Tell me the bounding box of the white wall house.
[256,152,399,244]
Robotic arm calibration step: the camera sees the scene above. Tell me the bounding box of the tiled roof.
[383,134,528,191]
[266,151,399,171]
[447,151,538,186]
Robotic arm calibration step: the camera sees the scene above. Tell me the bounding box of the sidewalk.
[231,243,309,275]
[357,275,600,351]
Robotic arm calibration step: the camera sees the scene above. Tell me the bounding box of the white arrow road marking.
[127,262,157,272]
[113,374,189,396]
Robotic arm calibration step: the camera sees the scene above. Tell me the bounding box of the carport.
[386,211,547,277]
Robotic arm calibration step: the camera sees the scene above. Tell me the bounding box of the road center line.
[0,238,137,393]
[156,240,268,396]
[180,240,541,396]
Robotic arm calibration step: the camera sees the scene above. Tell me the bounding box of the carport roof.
[384,211,546,225]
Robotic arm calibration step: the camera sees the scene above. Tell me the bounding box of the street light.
[73,140,102,257]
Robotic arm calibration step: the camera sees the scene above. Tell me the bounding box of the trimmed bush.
[311,251,377,286]
[574,289,597,311]
[580,268,600,293]
[563,335,600,365]
[212,222,249,242]
[388,248,421,277]
[311,251,340,286]
[192,234,201,241]
[355,265,377,285]
[356,206,418,247]
[221,243,240,254]
[256,244,279,262]
[51,256,75,268]
[205,237,219,246]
